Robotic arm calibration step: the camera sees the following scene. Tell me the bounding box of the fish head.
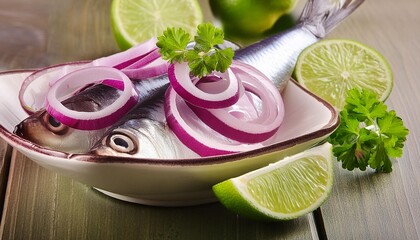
[91,118,194,159]
[14,110,103,153]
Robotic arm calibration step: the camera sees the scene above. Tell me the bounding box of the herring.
[13,40,238,153]
[14,76,169,153]
[90,87,197,159]
[15,0,365,154]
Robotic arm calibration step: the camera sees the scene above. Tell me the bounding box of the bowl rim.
[0,69,339,166]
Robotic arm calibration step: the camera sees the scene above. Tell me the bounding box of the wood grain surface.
[322,0,420,239]
[0,0,419,239]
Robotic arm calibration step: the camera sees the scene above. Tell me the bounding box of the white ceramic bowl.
[0,70,339,206]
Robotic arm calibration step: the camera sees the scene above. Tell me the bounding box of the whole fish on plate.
[14,40,239,153]
[15,0,364,153]
[90,0,365,158]
[14,76,169,153]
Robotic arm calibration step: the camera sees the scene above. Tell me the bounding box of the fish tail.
[298,0,365,38]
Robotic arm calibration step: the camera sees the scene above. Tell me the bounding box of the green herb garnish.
[328,88,409,173]
[156,23,234,78]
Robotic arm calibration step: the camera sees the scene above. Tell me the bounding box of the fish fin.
[299,0,365,38]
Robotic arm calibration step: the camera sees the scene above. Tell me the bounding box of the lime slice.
[213,143,334,221]
[111,0,203,50]
[294,39,393,110]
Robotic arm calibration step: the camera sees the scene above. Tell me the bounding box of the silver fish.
[14,76,169,153]
[92,89,196,158]
[91,0,365,158]
[14,42,238,153]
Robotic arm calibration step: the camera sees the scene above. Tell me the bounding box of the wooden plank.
[0,152,313,240]
[0,142,11,218]
[0,0,51,223]
[320,0,420,238]
[0,0,315,239]
[3,0,418,238]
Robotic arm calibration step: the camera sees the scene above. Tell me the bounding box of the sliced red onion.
[19,38,167,114]
[92,38,169,80]
[18,61,90,114]
[199,61,284,143]
[189,80,284,143]
[121,50,169,79]
[165,86,234,157]
[45,66,138,130]
[101,79,126,90]
[167,62,241,109]
[91,37,158,68]
[164,61,285,156]
[121,48,160,70]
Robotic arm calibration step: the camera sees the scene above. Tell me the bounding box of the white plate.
[0,70,339,206]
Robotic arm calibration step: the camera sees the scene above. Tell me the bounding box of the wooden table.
[0,0,419,239]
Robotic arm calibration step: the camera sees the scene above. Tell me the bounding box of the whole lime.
[209,0,298,37]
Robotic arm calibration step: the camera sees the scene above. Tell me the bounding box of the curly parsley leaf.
[156,27,191,63]
[328,88,409,173]
[194,23,224,52]
[156,23,234,78]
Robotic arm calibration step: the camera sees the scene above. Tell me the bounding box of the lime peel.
[213,143,334,221]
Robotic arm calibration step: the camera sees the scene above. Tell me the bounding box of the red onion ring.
[165,87,234,157]
[18,61,90,114]
[164,61,285,156]
[91,37,158,68]
[92,38,169,80]
[189,80,284,143]
[121,49,169,79]
[19,38,167,114]
[167,62,240,109]
[200,61,284,143]
[45,66,138,130]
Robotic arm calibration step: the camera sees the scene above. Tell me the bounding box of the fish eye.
[108,132,137,153]
[42,112,68,135]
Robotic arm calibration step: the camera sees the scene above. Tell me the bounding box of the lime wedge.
[111,0,203,50]
[294,39,393,110]
[213,143,334,221]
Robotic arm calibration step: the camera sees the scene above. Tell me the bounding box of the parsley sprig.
[156,23,234,78]
[328,88,409,173]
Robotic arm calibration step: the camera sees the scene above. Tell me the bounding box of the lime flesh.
[111,0,203,50]
[294,39,393,110]
[213,143,334,221]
